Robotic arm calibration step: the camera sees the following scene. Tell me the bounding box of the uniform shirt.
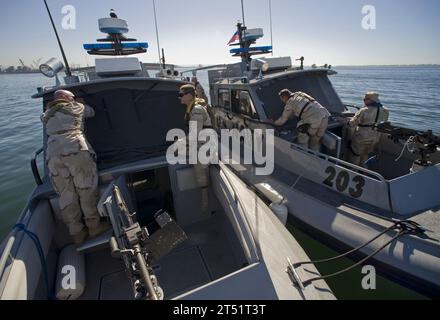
[275,92,330,128]
[41,99,96,157]
[349,104,390,144]
[185,98,212,134]
[185,99,212,161]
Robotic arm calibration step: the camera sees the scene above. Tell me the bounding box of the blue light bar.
[83,42,149,50]
[230,46,273,54]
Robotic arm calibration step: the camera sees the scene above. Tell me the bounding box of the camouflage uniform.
[41,99,100,236]
[275,92,330,151]
[185,98,212,213]
[348,103,389,167]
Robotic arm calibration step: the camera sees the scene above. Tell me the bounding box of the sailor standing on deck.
[41,90,109,245]
[179,84,212,213]
[346,92,390,167]
[272,90,331,151]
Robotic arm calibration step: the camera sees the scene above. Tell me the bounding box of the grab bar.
[31,148,44,186]
[0,236,15,280]
[290,143,387,182]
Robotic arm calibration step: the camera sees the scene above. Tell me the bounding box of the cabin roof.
[32,76,187,99]
[214,68,337,87]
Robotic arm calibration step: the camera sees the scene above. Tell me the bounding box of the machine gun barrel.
[111,185,163,300]
[109,185,187,300]
[133,244,159,300]
[375,122,439,169]
[375,122,440,146]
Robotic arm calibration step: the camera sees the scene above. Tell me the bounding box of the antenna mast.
[269,0,274,56]
[43,0,72,76]
[241,0,246,27]
[152,0,162,65]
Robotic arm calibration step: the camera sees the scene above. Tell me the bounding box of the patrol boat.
[0,12,335,300]
[187,22,440,297]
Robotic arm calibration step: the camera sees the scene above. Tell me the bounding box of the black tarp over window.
[43,79,187,168]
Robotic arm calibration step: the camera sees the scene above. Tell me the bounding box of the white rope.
[395,136,416,162]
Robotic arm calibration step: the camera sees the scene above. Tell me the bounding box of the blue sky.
[0,0,439,68]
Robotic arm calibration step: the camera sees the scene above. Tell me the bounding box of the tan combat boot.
[88,221,111,238]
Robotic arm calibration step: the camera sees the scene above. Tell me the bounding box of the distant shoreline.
[2,64,439,70]
[332,64,440,68]
[0,71,40,74]
[0,64,438,76]
[178,64,440,68]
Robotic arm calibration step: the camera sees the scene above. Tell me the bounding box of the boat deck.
[79,211,246,300]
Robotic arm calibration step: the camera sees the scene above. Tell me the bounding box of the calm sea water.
[0,66,438,299]
[332,65,440,133]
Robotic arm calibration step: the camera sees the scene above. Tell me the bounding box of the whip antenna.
[269,0,274,56]
[241,0,246,27]
[152,0,162,64]
[43,0,72,76]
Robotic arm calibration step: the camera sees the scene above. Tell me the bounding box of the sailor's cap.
[364,92,380,103]
[180,84,196,94]
[54,90,75,100]
[278,89,293,97]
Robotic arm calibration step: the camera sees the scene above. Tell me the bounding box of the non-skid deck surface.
[80,212,244,300]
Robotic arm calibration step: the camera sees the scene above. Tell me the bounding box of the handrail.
[31,148,44,186]
[290,143,395,214]
[0,236,15,281]
[289,143,387,182]
[0,199,33,284]
[180,64,228,75]
[345,104,361,111]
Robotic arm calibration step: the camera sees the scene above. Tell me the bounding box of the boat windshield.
[256,72,345,119]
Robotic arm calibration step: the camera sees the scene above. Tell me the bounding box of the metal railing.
[289,143,387,182]
[31,148,44,186]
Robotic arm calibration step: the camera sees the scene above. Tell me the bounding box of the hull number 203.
[323,166,365,198]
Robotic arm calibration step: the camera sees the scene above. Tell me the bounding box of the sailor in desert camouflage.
[345,92,390,167]
[41,89,109,244]
[179,84,212,213]
[272,89,331,151]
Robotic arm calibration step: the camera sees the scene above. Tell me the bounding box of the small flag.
[227,31,240,45]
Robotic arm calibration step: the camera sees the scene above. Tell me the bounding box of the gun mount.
[109,185,187,300]
[375,122,440,170]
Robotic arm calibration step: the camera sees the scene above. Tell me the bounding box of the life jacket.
[292,93,316,121]
[357,102,384,128]
[185,98,207,121]
[41,99,74,124]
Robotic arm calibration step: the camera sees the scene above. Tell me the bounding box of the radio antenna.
[152,0,162,65]
[43,0,72,76]
[269,0,274,56]
[241,0,246,27]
